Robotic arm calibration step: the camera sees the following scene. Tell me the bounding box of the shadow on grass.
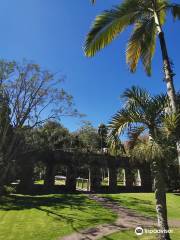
[173,193,180,196]
[35,206,113,234]
[0,194,92,212]
[102,195,156,217]
[0,194,115,234]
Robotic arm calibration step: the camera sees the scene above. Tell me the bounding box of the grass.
[34,179,44,185]
[0,193,179,240]
[100,193,180,219]
[0,194,117,240]
[34,180,66,185]
[99,228,180,240]
[99,193,180,239]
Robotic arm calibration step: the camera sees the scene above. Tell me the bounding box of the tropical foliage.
[85,0,180,75]
[109,86,180,240]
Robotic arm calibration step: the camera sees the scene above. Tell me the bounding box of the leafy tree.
[74,121,100,152]
[0,60,81,189]
[0,89,15,188]
[70,134,82,150]
[109,86,180,240]
[0,89,13,153]
[0,60,81,128]
[98,123,108,152]
[0,60,81,151]
[24,121,71,151]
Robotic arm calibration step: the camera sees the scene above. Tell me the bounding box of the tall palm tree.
[85,0,180,172]
[109,86,179,240]
[85,0,180,110]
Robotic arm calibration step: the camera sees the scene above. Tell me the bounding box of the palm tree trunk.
[152,160,171,240]
[158,30,180,173]
[158,32,176,112]
[154,9,176,111]
[154,10,180,174]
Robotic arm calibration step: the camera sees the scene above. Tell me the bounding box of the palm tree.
[85,0,180,174]
[85,0,180,110]
[109,86,179,240]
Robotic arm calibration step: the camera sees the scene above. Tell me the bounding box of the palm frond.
[162,112,180,139]
[84,0,144,57]
[156,0,168,25]
[109,87,169,140]
[109,109,132,136]
[122,86,151,112]
[107,131,125,154]
[127,126,146,149]
[150,94,168,116]
[170,4,180,20]
[128,125,146,141]
[90,0,98,4]
[126,25,141,73]
[126,18,157,75]
[140,20,157,75]
[139,94,167,129]
[131,139,165,162]
[109,106,147,137]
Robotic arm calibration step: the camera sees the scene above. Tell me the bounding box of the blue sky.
[0,0,180,131]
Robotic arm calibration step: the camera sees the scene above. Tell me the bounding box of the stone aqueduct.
[18,150,152,193]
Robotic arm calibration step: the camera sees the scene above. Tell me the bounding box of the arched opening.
[133,169,141,186]
[54,164,66,186]
[34,161,46,185]
[76,167,90,191]
[101,168,109,186]
[117,168,126,186]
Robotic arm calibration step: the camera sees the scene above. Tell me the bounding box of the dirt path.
[58,195,180,240]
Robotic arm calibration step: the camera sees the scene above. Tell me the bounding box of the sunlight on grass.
[0,194,116,240]
[34,180,66,185]
[100,193,180,219]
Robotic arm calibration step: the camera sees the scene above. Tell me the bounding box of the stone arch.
[17,149,153,193]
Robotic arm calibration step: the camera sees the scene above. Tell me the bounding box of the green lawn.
[34,180,66,185]
[0,193,179,240]
[100,193,180,219]
[98,193,180,240]
[99,229,180,240]
[99,193,180,240]
[0,194,116,240]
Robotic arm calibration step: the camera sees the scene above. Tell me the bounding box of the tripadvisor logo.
[135,226,144,236]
